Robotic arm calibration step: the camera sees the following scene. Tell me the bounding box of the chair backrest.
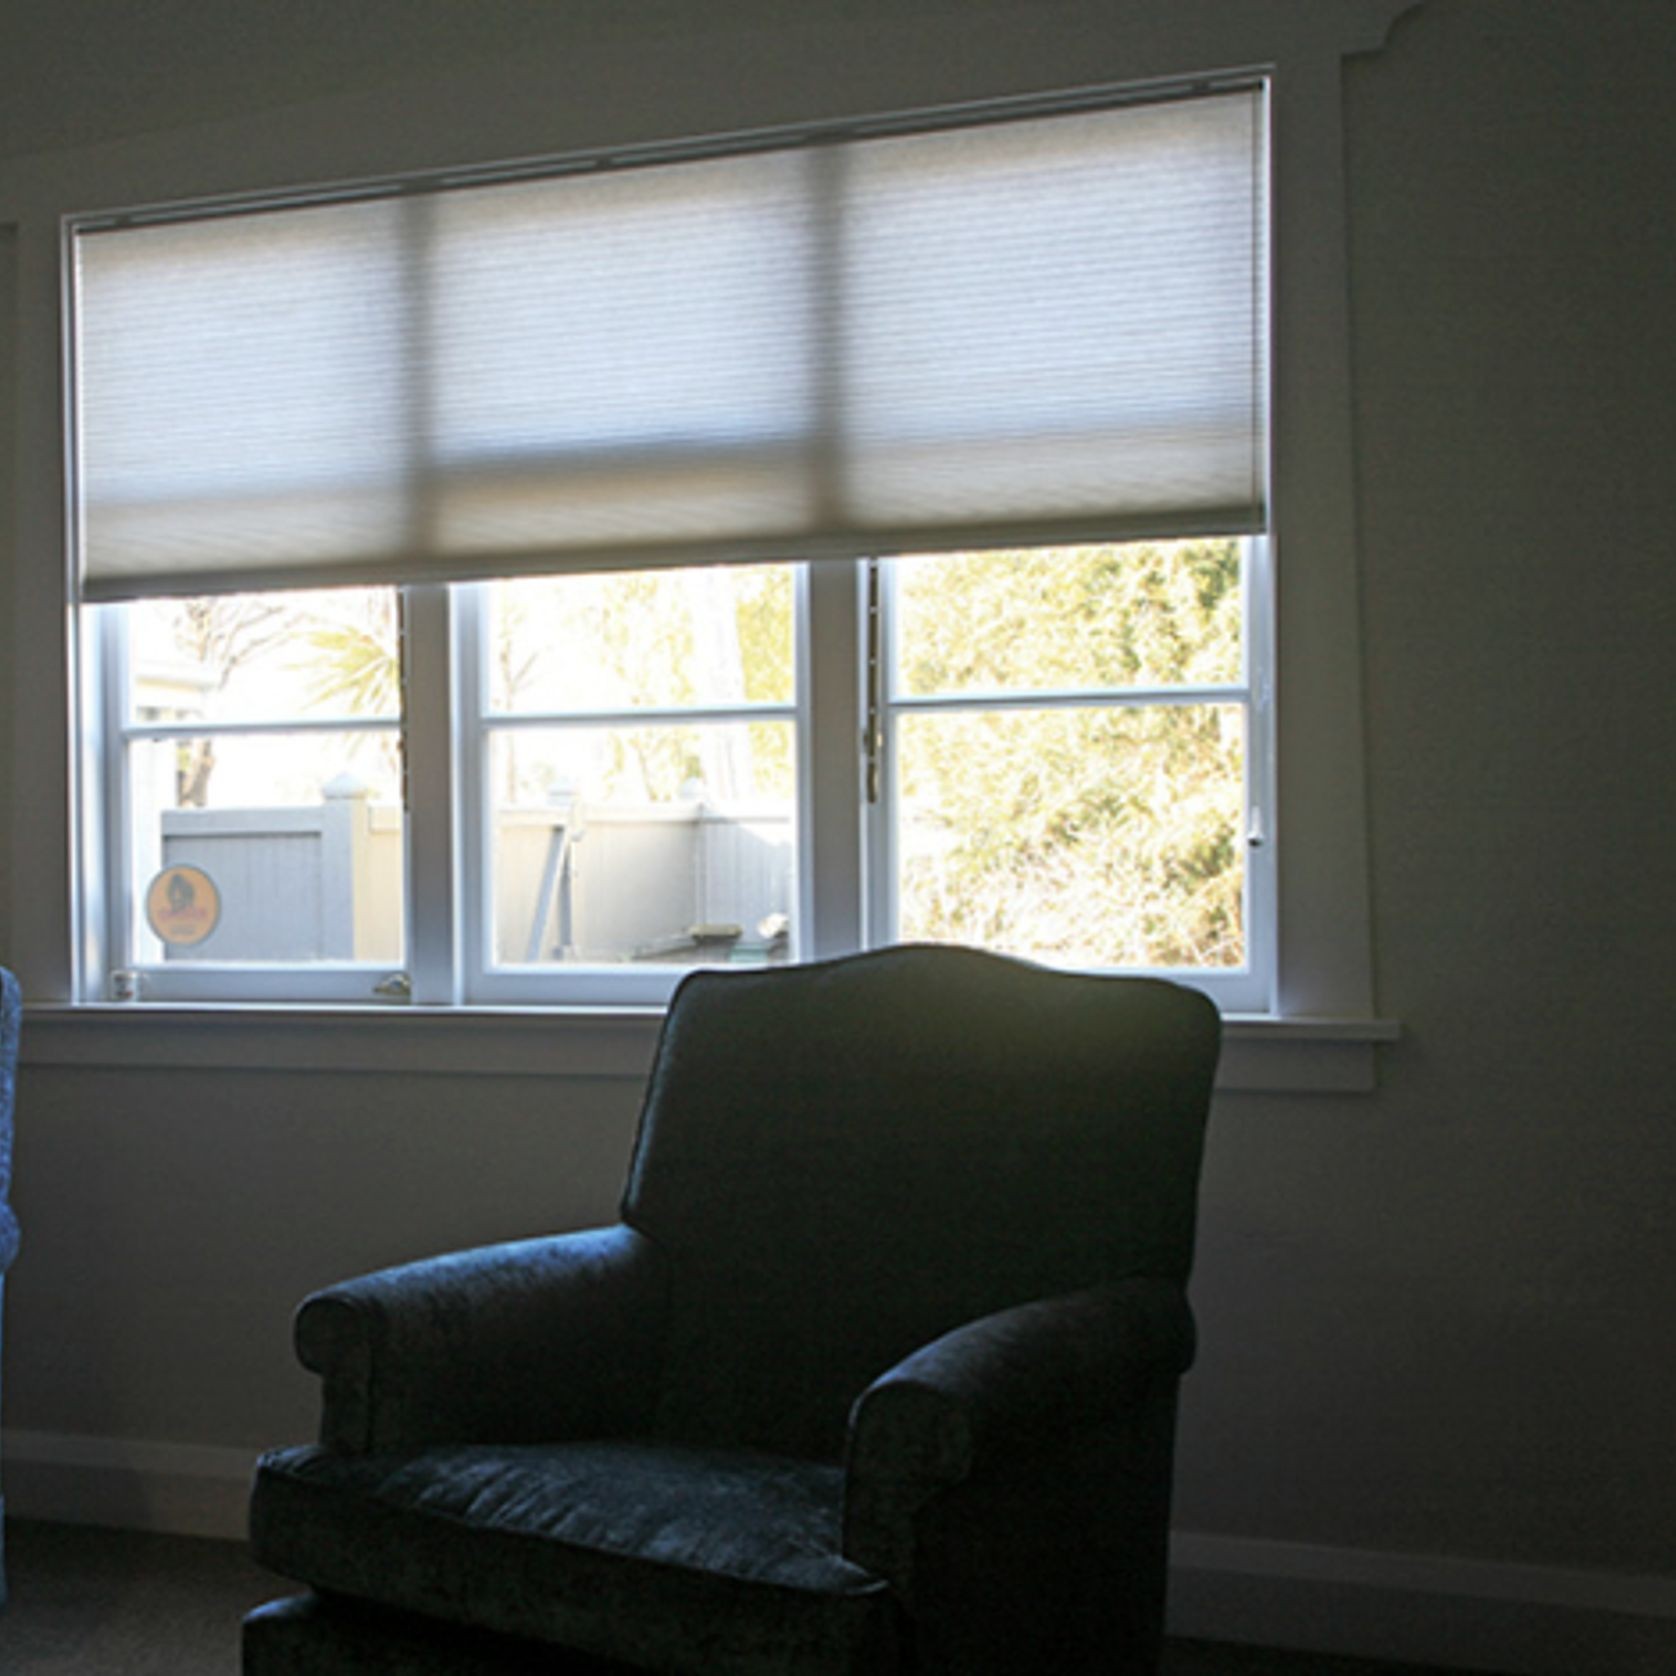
[622,945,1219,1459]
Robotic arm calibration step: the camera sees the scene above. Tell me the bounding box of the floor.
[0,1518,1491,1675]
[3,1519,275,1674]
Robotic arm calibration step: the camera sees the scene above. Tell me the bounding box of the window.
[102,588,404,1001]
[876,539,1271,1012]
[90,540,1269,1009]
[464,566,802,1004]
[70,80,1275,1011]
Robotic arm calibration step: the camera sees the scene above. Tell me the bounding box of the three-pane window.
[74,81,1273,1010]
[96,536,1269,1007]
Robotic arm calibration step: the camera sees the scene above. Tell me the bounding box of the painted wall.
[1181,0,1676,1573]
[2,0,1673,1661]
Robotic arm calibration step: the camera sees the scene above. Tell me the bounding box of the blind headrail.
[72,71,1266,236]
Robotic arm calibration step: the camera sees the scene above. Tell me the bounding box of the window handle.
[863,560,883,804]
[373,970,413,1000]
[863,719,883,805]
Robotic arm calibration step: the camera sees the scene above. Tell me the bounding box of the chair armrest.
[842,1278,1194,1581]
[296,1222,668,1454]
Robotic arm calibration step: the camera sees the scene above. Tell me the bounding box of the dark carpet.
[0,1519,1479,1675]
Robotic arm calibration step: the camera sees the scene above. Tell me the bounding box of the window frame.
[0,1,1412,1077]
[88,596,409,1004]
[71,76,1281,1013]
[85,532,1271,1011]
[867,538,1276,1015]
[453,569,812,1008]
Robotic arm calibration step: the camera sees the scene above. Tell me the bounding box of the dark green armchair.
[244,945,1219,1674]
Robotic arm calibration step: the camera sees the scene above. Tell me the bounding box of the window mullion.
[800,560,866,961]
[400,583,460,1004]
[485,701,796,731]
[884,684,1251,715]
[453,583,494,1000]
[1243,533,1278,1010]
[118,715,401,742]
[864,559,897,951]
[93,604,130,997]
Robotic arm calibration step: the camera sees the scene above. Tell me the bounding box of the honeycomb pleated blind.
[74,86,1267,602]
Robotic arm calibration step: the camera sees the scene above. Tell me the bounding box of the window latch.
[863,560,883,804]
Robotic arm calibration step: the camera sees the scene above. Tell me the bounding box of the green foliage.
[733,566,795,799]
[292,592,402,782]
[280,542,1247,971]
[300,619,399,718]
[894,541,1246,970]
[575,572,700,799]
[898,539,1240,695]
[491,566,795,805]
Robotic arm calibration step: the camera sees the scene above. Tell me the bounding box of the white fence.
[157,793,793,967]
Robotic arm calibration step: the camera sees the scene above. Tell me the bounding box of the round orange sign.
[145,865,222,948]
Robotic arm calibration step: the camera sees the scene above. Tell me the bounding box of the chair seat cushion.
[251,1441,901,1676]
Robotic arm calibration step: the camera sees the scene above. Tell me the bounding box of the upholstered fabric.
[254,1441,900,1676]
[292,1225,669,1457]
[841,1278,1195,1587]
[246,946,1220,1675]
[627,949,1215,1461]
[0,965,21,1611]
[244,1591,641,1674]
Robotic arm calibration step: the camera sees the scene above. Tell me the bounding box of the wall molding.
[3,1427,255,1541]
[17,1003,1399,1094]
[5,1428,1672,1675]
[1170,1531,1676,1676]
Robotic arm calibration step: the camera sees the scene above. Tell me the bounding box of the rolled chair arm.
[843,1278,1195,1582]
[0,1202,17,1272]
[296,1222,669,1455]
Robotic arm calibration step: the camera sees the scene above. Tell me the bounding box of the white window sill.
[19,1003,1398,1094]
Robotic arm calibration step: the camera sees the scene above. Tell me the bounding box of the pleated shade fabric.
[74,86,1266,602]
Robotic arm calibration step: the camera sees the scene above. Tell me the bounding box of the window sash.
[93,544,1270,1010]
[866,542,1273,1012]
[455,574,813,1006]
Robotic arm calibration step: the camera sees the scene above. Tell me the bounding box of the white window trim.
[453,572,811,1009]
[15,1003,1400,1096]
[89,599,409,1004]
[867,542,1275,1015]
[0,0,1416,1088]
[85,537,1271,1012]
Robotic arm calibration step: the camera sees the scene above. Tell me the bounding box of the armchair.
[245,945,1219,1674]
[1,967,22,1610]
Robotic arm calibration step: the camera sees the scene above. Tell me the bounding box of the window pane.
[490,565,795,713]
[128,588,399,726]
[488,724,796,967]
[893,540,1242,697]
[128,730,403,964]
[895,704,1245,970]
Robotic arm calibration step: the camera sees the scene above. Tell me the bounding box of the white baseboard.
[2,1427,255,1540]
[1170,1531,1676,1676]
[5,1430,1674,1676]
